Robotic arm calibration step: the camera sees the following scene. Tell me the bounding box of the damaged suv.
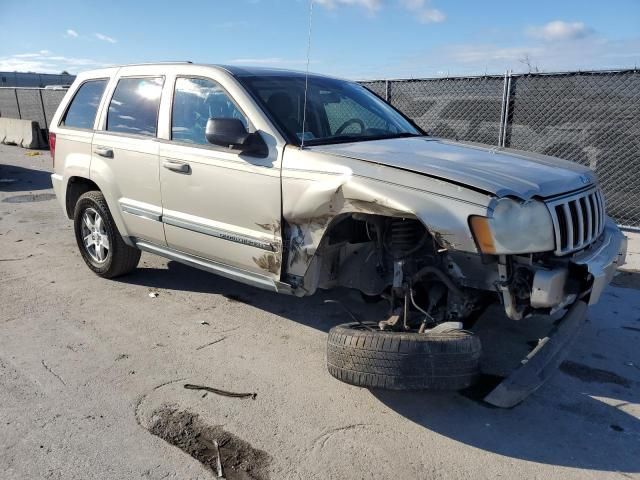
[50,63,627,407]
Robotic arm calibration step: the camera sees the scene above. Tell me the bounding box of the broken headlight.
[470,198,555,254]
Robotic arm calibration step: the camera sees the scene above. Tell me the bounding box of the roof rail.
[118,61,193,67]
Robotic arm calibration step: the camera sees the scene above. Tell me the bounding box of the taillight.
[49,132,56,168]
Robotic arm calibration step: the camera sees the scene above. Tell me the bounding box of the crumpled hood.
[309,137,596,199]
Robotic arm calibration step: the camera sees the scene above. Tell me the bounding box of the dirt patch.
[2,193,56,203]
[253,253,280,275]
[559,360,632,388]
[149,406,271,480]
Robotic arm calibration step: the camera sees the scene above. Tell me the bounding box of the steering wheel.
[335,118,365,135]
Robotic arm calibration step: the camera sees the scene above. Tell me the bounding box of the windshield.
[238,75,422,146]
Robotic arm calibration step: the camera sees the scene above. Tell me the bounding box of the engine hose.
[411,266,464,298]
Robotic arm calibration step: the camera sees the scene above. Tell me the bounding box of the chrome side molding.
[120,202,162,222]
[162,214,275,251]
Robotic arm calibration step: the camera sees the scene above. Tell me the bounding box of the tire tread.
[326,322,481,391]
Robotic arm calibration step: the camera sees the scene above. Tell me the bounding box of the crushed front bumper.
[572,220,627,305]
[484,221,626,408]
[484,300,588,408]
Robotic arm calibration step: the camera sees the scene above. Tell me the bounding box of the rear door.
[91,71,166,245]
[158,73,283,278]
[53,77,109,183]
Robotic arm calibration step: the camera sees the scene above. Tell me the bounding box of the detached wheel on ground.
[73,190,140,278]
[327,322,481,390]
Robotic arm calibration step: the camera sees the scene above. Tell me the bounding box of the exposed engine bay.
[288,213,608,330]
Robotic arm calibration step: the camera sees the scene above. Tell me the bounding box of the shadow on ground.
[371,279,640,474]
[371,373,639,473]
[0,163,52,192]
[118,260,389,333]
[119,259,640,474]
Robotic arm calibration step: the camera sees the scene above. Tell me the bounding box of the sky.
[1,0,639,79]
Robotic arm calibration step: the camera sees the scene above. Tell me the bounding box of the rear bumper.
[572,220,627,305]
[51,173,67,217]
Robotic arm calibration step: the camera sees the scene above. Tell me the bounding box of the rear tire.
[73,191,140,278]
[327,322,481,390]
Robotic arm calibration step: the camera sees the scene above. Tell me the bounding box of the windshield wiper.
[304,132,423,146]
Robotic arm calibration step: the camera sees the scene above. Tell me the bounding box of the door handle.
[162,160,191,174]
[94,146,113,158]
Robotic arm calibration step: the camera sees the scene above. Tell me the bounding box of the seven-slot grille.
[546,188,606,255]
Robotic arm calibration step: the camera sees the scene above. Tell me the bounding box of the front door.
[159,76,282,279]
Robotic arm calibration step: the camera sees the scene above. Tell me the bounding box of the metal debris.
[148,292,159,298]
[184,383,257,400]
[213,440,225,478]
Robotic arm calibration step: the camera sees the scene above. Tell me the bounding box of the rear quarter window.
[60,79,107,129]
[106,77,164,136]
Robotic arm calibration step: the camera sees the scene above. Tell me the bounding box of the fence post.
[14,88,21,119]
[385,80,390,102]
[498,71,508,146]
[500,72,513,147]
[38,89,47,128]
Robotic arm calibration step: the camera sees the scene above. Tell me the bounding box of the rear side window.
[61,79,107,129]
[106,77,163,136]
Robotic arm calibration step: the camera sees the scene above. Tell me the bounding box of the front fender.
[281,147,492,278]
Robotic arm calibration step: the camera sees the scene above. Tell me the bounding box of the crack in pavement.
[195,336,227,351]
[41,360,66,386]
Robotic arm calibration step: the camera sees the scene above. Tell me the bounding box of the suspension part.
[388,218,424,258]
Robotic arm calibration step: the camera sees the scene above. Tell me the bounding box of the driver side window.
[171,77,248,145]
[324,96,387,135]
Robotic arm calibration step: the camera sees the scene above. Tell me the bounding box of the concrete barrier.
[0,118,46,149]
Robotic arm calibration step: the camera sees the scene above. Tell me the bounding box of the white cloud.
[400,0,445,23]
[315,0,382,10]
[316,0,444,22]
[94,32,117,44]
[65,29,78,38]
[527,21,593,41]
[376,35,640,79]
[0,51,106,74]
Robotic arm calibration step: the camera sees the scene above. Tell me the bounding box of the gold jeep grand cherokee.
[50,63,627,407]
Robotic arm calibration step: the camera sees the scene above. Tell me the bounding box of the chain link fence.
[361,70,640,229]
[0,87,67,132]
[1,71,638,228]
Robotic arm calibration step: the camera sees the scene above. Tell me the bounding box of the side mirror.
[205,118,267,157]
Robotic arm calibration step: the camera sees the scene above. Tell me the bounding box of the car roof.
[215,64,332,79]
[78,62,341,82]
